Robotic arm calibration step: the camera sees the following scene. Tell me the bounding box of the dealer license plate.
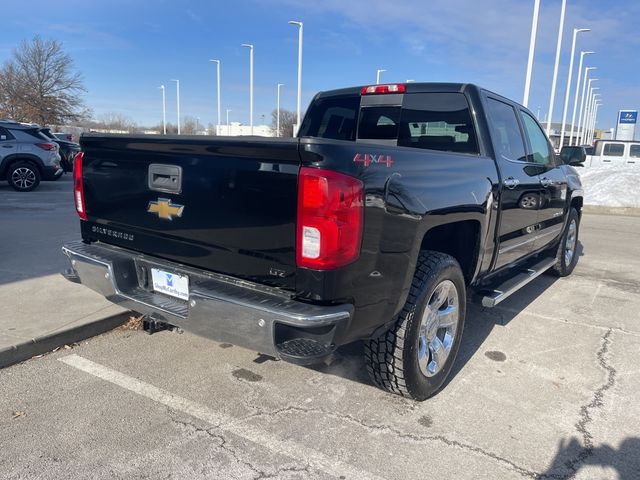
[151,268,189,301]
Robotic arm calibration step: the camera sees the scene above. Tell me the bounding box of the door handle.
[503,177,520,189]
[540,177,552,187]
[2,145,13,148]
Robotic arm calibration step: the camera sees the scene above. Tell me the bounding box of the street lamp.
[276,83,284,137]
[158,85,166,135]
[196,116,200,135]
[241,44,254,135]
[590,101,602,144]
[171,79,180,134]
[545,0,567,135]
[558,28,590,148]
[226,109,232,136]
[523,0,541,107]
[209,59,221,129]
[376,69,386,84]
[568,51,594,145]
[288,21,303,136]
[587,93,601,144]
[576,67,597,145]
[580,81,598,145]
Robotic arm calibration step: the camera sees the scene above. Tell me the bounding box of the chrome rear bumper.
[62,241,352,362]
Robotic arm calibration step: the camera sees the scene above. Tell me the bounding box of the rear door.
[484,96,543,269]
[518,110,567,250]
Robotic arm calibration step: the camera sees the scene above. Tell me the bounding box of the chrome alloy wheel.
[417,279,459,377]
[564,219,578,266]
[11,167,36,189]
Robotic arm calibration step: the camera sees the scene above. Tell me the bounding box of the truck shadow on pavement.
[537,436,640,480]
[307,241,586,391]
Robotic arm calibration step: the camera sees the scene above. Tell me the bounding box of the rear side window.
[630,145,640,158]
[0,127,15,141]
[298,95,359,141]
[397,93,478,154]
[485,98,527,163]
[603,143,625,157]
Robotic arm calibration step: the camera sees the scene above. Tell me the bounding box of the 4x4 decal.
[353,153,393,168]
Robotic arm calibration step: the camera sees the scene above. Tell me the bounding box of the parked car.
[53,132,74,142]
[588,140,640,167]
[62,83,583,400]
[0,120,63,191]
[40,128,81,173]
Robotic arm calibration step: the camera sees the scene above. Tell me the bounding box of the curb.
[583,205,640,217]
[0,312,129,369]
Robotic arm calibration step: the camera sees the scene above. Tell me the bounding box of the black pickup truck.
[62,83,584,400]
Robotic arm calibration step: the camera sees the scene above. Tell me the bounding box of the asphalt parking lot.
[1,177,639,479]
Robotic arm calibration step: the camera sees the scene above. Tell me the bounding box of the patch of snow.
[578,165,640,207]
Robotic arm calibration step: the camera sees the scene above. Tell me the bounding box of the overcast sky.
[1,0,638,131]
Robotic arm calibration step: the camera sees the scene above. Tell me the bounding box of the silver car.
[0,120,63,191]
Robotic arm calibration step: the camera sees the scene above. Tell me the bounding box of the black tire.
[365,251,466,400]
[551,208,580,277]
[7,161,41,192]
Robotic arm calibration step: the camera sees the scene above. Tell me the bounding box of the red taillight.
[36,143,57,151]
[296,167,363,270]
[360,84,406,95]
[73,151,87,220]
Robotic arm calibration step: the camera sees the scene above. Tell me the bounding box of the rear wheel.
[8,161,40,192]
[365,251,466,400]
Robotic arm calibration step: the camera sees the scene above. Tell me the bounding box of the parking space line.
[59,354,383,480]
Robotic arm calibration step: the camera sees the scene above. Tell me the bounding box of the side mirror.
[568,150,586,166]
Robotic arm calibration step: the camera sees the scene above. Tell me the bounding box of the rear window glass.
[358,106,400,140]
[630,145,640,158]
[603,143,625,157]
[397,93,479,154]
[298,95,359,141]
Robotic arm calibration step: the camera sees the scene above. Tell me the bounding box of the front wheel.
[365,251,466,400]
[551,208,580,277]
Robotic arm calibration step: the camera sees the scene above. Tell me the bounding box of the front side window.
[630,144,640,158]
[485,98,527,162]
[520,111,554,167]
[603,143,625,157]
[0,127,14,141]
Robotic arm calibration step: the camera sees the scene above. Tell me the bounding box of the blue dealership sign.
[619,111,637,124]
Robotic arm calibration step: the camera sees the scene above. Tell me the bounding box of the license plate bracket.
[151,268,189,301]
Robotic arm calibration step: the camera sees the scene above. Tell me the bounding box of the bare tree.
[271,108,297,137]
[0,36,87,125]
[182,116,199,135]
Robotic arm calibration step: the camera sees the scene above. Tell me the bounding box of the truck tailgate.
[79,135,300,290]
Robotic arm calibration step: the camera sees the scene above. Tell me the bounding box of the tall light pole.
[581,86,599,145]
[376,69,386,84]
[580,81,598,144]
[288,20,303,136]
[576,67,596,145]
[241,44,254,135]
[545,0,567,135]
[590,102,602,143]
[209,59,221,128]
[171,79,180,134]
[523,0,541,107]
[558,28,590,148]
[158,85,166,135]
[587,95,601,144]
[276,83,284,137]
[226,109,232,136]
[568,51,594,145]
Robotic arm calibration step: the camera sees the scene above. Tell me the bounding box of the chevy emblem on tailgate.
[147,198,184,220]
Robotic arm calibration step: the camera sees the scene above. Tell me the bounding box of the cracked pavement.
[1,213,639,479]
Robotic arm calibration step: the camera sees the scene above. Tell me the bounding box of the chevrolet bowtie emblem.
[147,198,184,220]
